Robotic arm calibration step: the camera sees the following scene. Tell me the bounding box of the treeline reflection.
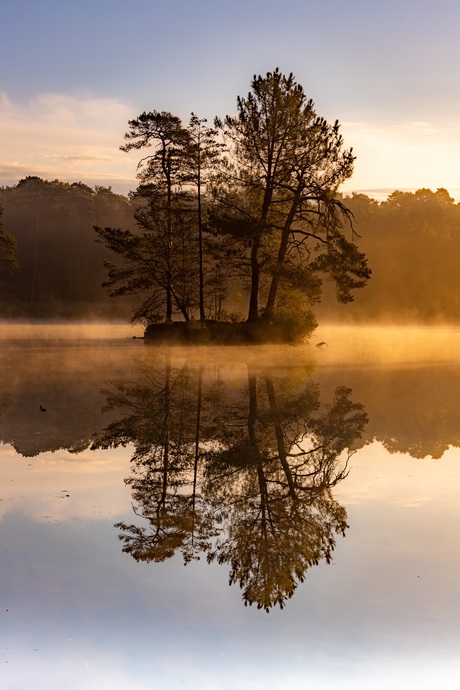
[93,358,367,610]
[2,344,460,460]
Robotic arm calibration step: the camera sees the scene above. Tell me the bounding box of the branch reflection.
[94,357,367,611]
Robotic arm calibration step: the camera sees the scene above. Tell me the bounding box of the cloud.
[44,154,113,163]
[340,119,460,199]
[0,92,139,193]
[3,93,460,200]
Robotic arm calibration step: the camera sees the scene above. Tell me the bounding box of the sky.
[2,0,460,199]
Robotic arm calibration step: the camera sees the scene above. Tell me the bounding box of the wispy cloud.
[43,154,113,163]
[0,92,138,193]
[340,120,460,198]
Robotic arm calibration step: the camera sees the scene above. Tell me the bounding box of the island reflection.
[93,356,368,611]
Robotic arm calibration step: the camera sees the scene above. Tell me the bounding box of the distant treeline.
[319,187,460,323]
[0,177,459,322]
[0,176,136,319]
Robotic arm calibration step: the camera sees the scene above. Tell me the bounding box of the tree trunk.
[248,236,261,322]
[166,164,173,323]
[264,201,297,319]
[265,376,297,501]
[197,158,206,323]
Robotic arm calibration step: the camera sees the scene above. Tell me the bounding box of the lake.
[1,324,460,689]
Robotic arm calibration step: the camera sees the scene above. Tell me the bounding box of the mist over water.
[2,323,460,689]
[2,321,459,362]
[0,322,144,342]
[313,324,460,365]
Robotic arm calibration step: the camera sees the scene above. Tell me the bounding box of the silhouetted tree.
[119,112,192,322]
[213,69,370,327]
[95,71,370,334]
[184,114,222,322]
[96,184,200,323]
[96,112,223,323]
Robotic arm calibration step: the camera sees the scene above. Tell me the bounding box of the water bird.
[39,405,47,412]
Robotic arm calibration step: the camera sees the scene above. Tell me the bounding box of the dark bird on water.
[39,405,47,412]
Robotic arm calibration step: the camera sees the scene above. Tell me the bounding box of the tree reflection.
[95,359,216,563]
[93,357,367,611]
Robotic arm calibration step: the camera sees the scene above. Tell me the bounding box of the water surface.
[2,325,460,689]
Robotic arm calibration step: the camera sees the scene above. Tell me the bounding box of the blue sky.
[2,0,460,197]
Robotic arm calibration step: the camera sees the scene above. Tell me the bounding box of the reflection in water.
[2,326,460,461]
[94,357,368,611]
[4,328,460,687]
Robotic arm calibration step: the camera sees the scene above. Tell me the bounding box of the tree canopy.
[94,69,371,339]
[213,69,370,322]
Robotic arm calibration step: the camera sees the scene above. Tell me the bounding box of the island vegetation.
[94,69,370,343]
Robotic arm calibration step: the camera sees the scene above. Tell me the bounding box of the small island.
[95,69,370,344]
[143,315,316,345]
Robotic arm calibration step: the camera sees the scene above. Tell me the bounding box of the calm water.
[2,324,460,689]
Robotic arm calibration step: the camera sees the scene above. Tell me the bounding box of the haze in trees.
[317,187,460,323]
[2,179,460,325]
[4,85,460,326]
[0,177,136,319]
[0,203,17,270]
